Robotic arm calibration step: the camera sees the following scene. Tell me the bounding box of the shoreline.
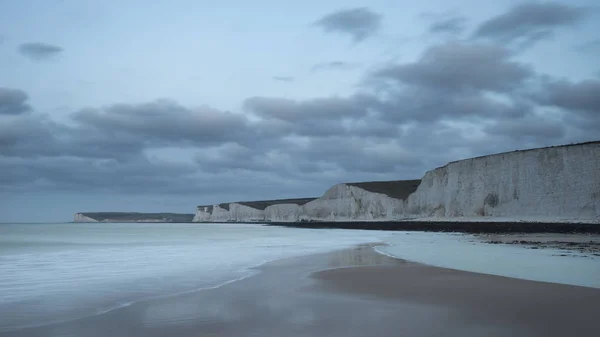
[265,220,600,233]
[68,220,600,233]
[313,249,600,337]
[5,244,599,337]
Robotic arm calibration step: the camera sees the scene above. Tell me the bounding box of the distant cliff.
[194,180,421,223]
[193,141,600,223]
[73,212,194,223]
[194,198,316,222]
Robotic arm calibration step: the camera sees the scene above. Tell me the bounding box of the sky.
[1,0,599,222]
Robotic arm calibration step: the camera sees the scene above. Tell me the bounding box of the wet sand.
[315,258,600,337]
[3,245,599,337]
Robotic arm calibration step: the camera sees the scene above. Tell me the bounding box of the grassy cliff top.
[346,179,422,200]
[237,198,317,210]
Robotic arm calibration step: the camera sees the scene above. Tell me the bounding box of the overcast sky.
[1,0,599,222]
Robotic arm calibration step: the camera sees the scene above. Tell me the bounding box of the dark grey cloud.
[296,136,424,174]
[194,143,269,174]
[315,7,382,42]
[353,40,588,150]
[18,42,63,60]
[484,115,566,141]
[272,76,294,82]
[244,95,369,123]
[311,61,357,72]
[0,155,197,193]
[243,94,396,138]
[368,89,531,123]
[533,78,600,116]
[429,16,467,35]
[194,134,424,179]
[0,100,259,161]
[473,2,587,48]
[0,115,58,153]
[0,113,149,160]
[372,42,532,93]
[71,100,252,145]
[0,87,31,115]
[576,39,600,53]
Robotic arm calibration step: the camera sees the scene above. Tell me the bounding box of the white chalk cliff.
[73,212,195,223]
[73,213,99,222]
[194,142,600,223]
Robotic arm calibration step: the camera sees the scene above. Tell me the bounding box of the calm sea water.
[0,223,387,332]
[378,232,600,288]
[1,223,598,332]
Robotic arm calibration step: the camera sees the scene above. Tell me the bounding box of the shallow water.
[377,232,600,288]
[1,222,599,333]
[0,223,386,332]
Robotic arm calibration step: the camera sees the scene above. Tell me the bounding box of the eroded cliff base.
[265,220,600,233]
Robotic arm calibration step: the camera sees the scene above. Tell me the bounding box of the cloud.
[0,155,198,193]
[2,38,599,208]
[484,114,566,141]
[576,39,600,53]
[311,61,356,71]
[18,42,63,60]
[533,78,600,117]
[428,16,467,35]
[315,7,382,42]
[272,76,295,82]
[0,87,31,115]
[372,42,532,94]
[244,95,377,137]
[473,2,587,48]
[71,100,252,146]
[0,100,259,161]
[244,96,370,122]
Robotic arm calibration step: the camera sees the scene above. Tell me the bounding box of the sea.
[1,222,598,333]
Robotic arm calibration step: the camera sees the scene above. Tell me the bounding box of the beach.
[4,244,599,337]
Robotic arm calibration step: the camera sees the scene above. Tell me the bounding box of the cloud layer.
[18,42,63,60]
[2,35,598,200]
[473,2,588,48]
[315,7,382,42]
[0,88,31,115]
[1,3,598,215]
[429,16,467,35]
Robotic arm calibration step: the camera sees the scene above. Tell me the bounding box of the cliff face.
[193,142,600,223]
[194,181,419,222]
[194,198,317,222]
[298,184,408,221]
[73,212,195,223]
[74,213,99,222]
[405,142,600,220]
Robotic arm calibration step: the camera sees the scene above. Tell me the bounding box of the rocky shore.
[266,220,600,233]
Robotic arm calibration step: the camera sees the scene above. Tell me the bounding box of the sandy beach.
[3,244,599,337]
